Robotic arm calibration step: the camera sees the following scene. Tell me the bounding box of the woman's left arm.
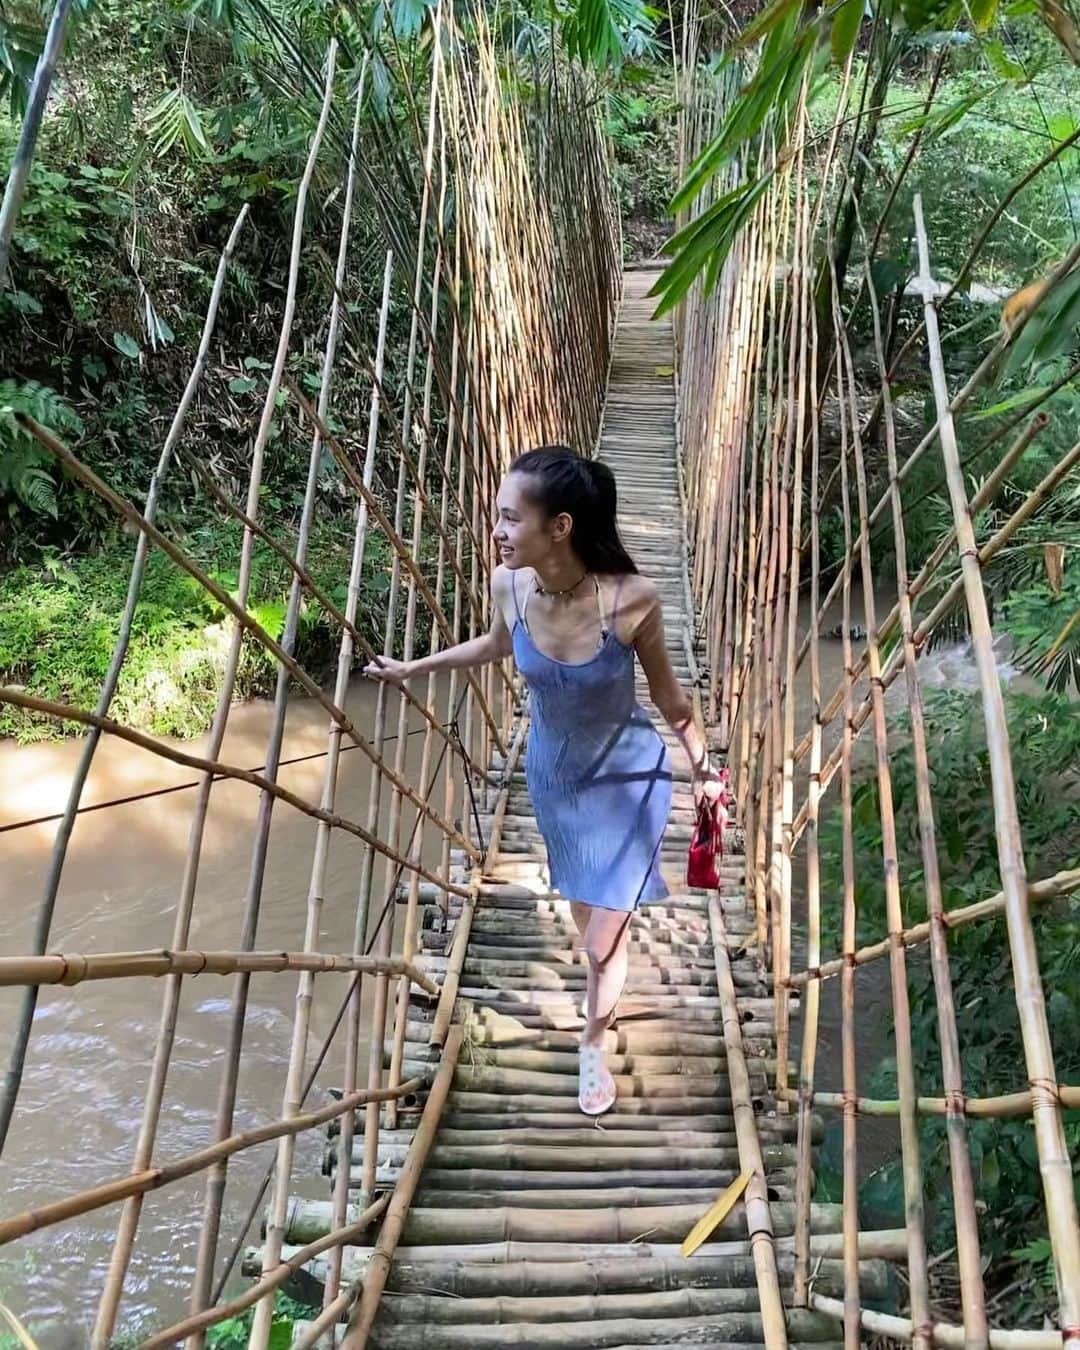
[631,584,723,802]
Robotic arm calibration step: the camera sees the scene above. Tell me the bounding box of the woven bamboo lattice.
[2,3,1080,1348]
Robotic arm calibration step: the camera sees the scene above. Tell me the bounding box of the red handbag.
[687,768,731,890]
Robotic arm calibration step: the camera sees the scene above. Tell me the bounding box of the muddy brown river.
[0,677,451,1342]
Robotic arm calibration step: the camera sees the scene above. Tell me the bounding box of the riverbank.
[0,520,397,744]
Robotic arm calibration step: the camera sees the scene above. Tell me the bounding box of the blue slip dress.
[510,571,673,913]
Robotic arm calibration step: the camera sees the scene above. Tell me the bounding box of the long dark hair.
[509,446,638,575]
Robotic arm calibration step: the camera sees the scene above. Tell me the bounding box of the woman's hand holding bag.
[688,764,730,890]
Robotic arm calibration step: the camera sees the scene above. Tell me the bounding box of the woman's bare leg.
[570,901,592,1018]
[578,906,632,1115]
[583,907,631,1042]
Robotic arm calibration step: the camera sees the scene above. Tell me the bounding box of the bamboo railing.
[0,13,619,1345]
[673,42,1080,1350]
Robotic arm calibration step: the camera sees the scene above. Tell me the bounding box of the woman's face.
[493,472,569,568]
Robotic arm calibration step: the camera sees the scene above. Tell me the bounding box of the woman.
[364,446,722,1116]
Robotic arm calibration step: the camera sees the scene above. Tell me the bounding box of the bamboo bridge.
[1,8,1079,1350]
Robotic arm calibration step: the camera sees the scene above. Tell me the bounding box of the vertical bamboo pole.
[857,241,989,1349]
[914,193,1080,1328]
[249,60,368,1350]
[775,96,812,1122]
[385,130,451,1126]
[86,205,250,1344]
[323,248,396,1311]
[186,50,339,1342]
[792,153,823,1309]
[836,347,861,1350]
[0,0,73,283]
[360,8,445,1205]
[832,255,932,1350]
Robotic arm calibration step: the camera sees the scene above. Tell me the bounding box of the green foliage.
[204,1292,316,1349]
[0,126,129,321]
[604,71,679,256]
[656,0,1080,307]
[1002,562,1080,689]
[652,172,776,314]
[145,86,215,159]
[819,686,1080,1315]
[0,379,82,522]
[562,0,660,70]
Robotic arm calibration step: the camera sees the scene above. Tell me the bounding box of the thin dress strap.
[593,574,609,642]
[518,570,531,633]
[609,574,627,639]
[513,569,529,631]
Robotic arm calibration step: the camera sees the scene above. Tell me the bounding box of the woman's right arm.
[363,567,514,686]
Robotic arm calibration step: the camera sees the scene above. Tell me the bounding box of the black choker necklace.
[534,570,589,599]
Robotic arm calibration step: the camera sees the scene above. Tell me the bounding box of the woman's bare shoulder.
[608,571,660,640]
[615,571,660,608]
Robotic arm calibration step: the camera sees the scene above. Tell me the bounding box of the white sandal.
[578,1043,616,1117]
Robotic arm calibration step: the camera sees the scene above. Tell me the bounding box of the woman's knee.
[585,912,629,967]
[570,901,591,936]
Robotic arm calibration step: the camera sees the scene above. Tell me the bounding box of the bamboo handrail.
[0,686,472,900]
[140,1195,390,1350]
[0,949,439,993]
[778,1083,1080,1118]
[10,419,482,864]
[809,1294,1066,1350]
[784,866,1080,989]
[0,1079,419,1248]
